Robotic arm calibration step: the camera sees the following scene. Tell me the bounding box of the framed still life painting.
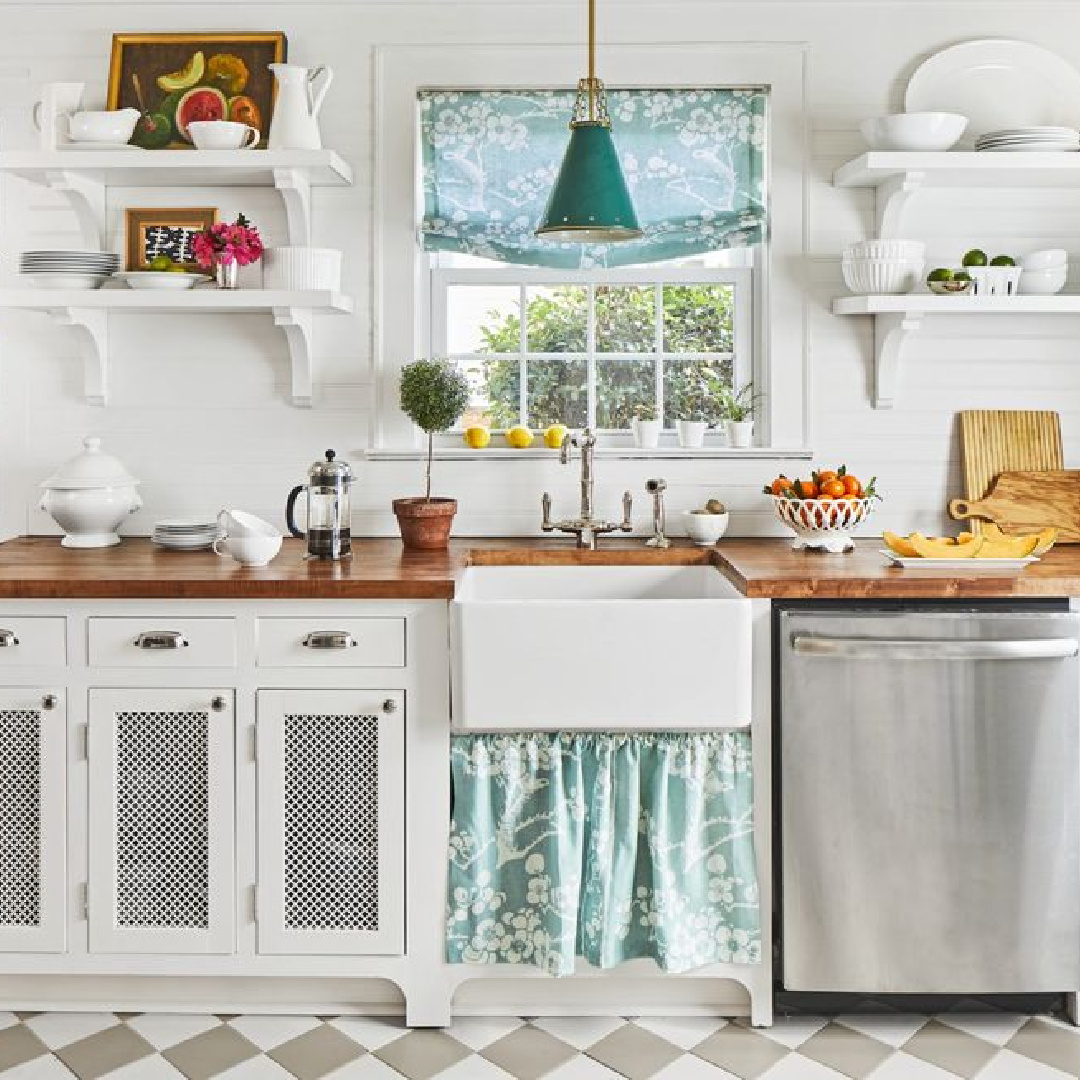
[125,207,218,270]
[107,32,286,149]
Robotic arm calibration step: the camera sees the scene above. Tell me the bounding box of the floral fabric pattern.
[420,88,766,268]
[446,732,759,976]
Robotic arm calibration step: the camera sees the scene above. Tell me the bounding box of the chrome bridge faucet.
[541,428,632,550]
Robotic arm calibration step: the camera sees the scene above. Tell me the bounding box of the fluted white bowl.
[844,239,926,261]
[842,257,923,295]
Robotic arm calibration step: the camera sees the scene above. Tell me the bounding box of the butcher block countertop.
[0,535,1079,600]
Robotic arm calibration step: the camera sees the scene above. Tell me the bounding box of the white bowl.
[1021,249,1068,270]
[263,247,342,291]
[683,511,730,546]
[213,533,283,566]
[116,271,209,290]
[842,257,923,295]
[1018,267,1067,295]
[859,112,968,152]
[24,272,108,290]
[844,240,926,261]
[68,108,140,145]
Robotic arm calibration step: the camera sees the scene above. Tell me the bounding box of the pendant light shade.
[535,0,642,244]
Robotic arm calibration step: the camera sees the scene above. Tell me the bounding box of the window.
[431,264,752,433]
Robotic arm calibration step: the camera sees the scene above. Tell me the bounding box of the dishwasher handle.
[790,633,1080,661]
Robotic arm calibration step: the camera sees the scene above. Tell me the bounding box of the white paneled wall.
[3,1,1080,540]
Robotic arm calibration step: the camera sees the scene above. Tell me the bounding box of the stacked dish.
[1019,248,1068,295]
[152,519,221,550]
[842,240,925,295]
[20,250,119,290]
[975,128,1080,152]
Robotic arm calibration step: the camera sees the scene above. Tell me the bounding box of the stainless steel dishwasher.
[779,605,1080,994]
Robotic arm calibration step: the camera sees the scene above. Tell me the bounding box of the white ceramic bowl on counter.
[859,112,967,152]
[683,511,730,546]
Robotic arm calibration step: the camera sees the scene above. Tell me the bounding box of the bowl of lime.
[926,267,973,295]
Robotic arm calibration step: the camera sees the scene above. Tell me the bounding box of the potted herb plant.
[393,358,470,550]
[711,376,763,449]
[671,374,715,448]
[631,403,661,449]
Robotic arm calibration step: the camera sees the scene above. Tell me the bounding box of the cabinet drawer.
[257,618,405,668]
[87,618,237,668]
[0,617,66,667]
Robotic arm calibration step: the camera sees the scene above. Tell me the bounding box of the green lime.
[953,270,972,282]
[148,254,173,272]
[962,248,988,267]
[927,268,954,282]
[989,254,1016,266]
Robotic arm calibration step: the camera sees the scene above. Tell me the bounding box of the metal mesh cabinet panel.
[0,710,43,929]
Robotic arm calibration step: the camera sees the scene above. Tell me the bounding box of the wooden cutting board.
[949,470,1080,541]
[953,410,1064,533]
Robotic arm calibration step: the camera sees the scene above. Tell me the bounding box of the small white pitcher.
[268,64,332,150]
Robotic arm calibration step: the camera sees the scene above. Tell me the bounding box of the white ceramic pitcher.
[268,64,332,150]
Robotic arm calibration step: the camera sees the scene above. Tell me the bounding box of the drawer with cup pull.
[256,617,406,668]
[87,617,237,668]
[0,617,66,666]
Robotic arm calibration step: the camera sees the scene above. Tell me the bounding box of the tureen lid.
[41,437,140,490]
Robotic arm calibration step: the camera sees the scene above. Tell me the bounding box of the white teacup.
[218,509,278,538]
[188,120,260,150]
[214,534,282,566]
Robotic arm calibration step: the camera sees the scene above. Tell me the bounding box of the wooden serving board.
[949,470,1080,541]
[953,410,1064,533]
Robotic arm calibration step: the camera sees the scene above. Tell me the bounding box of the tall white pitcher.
[268,64,333,150]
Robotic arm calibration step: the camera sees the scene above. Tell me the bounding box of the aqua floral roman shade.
[420,88,766,268]
[446,732,760,975]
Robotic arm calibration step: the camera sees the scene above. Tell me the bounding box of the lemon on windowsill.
[543,424,567,449]
[463,426,491,449]
[505,426,534,449]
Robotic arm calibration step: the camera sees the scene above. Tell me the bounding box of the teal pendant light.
[535,0,642,244]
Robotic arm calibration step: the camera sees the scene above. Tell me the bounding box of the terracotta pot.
[393,497,458,550]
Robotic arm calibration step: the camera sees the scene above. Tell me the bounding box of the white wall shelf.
[833,293,1080,408]
[0,149,353,248]
[0,289,353,407]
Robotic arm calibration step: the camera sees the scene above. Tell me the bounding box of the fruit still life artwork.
[107,32,286,149]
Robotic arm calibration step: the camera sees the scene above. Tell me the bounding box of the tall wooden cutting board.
[952,410,1064,533]
[949,470,1080,541]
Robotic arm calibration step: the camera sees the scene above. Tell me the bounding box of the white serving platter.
[880,549,1039,570]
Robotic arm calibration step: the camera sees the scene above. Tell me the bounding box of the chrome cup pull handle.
[0,629,20,647]
[302,630,357,650]
[133,630,189,650]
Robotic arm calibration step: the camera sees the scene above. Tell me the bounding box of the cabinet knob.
[211,695,227,713]
[134,630,189,650]
[382,698,397,714]
[41,694,57,711]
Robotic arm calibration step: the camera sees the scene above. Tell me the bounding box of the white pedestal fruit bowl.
[773,496,876,553]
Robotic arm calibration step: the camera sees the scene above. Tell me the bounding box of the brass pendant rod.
[588,0,597,121]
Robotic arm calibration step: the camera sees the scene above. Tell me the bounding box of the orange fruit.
[821,479,846,499]
[842,475,863,497]
[816,469,838,484]
[770,476,792,496]
[794,479,819,499]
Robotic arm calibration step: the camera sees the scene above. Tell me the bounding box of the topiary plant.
[400,358,470,501]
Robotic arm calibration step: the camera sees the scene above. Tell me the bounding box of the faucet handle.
[541,491,553,532]
[620,490,633,532]
[645,477,667,494]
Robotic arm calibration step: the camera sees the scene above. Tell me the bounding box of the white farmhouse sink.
[451,565,751,730]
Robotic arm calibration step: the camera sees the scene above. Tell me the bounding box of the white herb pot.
[676,419,707,448]
[632,418,661,449]
[726,419,754,448]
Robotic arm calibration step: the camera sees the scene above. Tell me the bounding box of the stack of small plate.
[975,127,1080,152]
[152,519,220,551]
[19,250,120,290]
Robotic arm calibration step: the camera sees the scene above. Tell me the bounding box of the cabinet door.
[88,689,234,954]
[257,689,404,955]
[0,689,65,952]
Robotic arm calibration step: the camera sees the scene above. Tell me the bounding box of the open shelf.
[0,289,353,408]
[833,293,1080,409]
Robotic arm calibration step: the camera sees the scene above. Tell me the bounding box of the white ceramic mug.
[213,533,282,567]
[67,109,140,144]
[217,509,278,538]
[32,82,85,149]
[188,120,260,150]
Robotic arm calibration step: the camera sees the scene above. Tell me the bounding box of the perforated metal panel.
[283,713,380,931]
[0,710,42,928]
[114,711,209,929]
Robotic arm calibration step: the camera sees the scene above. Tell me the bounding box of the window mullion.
[518,283,527,426]
[654,284,664,428]
[586,284,597,431]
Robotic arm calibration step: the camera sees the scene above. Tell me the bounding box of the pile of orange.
[764,466,877,501]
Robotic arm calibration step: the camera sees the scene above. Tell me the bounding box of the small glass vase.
[215,260,239,289]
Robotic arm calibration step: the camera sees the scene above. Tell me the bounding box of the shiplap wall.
[3,0,1080,541]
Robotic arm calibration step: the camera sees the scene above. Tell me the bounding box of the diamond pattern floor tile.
[975,1047,1075,1079]
[54,1025,154,1080]
[1006,1018,1080,1076]
[586,1024,683,1080]
[629,1018,728,1052]
[796,1021,893,1077]
[375,1030,471,1080]
[267,1024,363,1080]
[900,1019,998,1078]
[692,1024,790,1079]
[482,1025,578,1080]
[0,1024,51,1071]
[227,1017,322,1054]
[162,1025,260,1080]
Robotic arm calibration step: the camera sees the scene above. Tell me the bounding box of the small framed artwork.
[125,207,218,270]
[107,32,286,149]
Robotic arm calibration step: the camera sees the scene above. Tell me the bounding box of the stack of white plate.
[152,519,220,550]
[19,250,120,290]
[975,127,1080,152]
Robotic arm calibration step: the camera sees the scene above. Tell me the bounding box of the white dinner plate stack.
[975,127,1080,152]
[19,250,120,290]
[152,519,221,550]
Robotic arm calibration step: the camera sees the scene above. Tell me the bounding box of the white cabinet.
[0,688,65,952]
[87,688,235,954]
[256,689,405,955]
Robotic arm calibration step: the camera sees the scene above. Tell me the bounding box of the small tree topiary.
[399,358,470,501]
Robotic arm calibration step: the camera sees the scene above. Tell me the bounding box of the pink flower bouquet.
[193,213,264,269]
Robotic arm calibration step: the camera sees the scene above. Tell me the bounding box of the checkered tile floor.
[0,999,1076,1079]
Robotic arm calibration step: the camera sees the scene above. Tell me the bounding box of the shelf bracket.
[875,170,925,238]
[873,311,921,410]
[48,306,107,405]
[273,167,312,247]
[273,306,314,407]
[42,169,105,250]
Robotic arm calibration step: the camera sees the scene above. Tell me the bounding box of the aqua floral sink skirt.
[446,732,759,976]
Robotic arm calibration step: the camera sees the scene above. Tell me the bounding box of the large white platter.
[880,550,1038,571]
[906,39,1080,147]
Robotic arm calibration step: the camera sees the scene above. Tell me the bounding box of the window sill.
[367,446,813,462]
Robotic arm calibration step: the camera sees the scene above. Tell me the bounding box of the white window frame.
[374,43,808,455]
[431,265,752,441]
